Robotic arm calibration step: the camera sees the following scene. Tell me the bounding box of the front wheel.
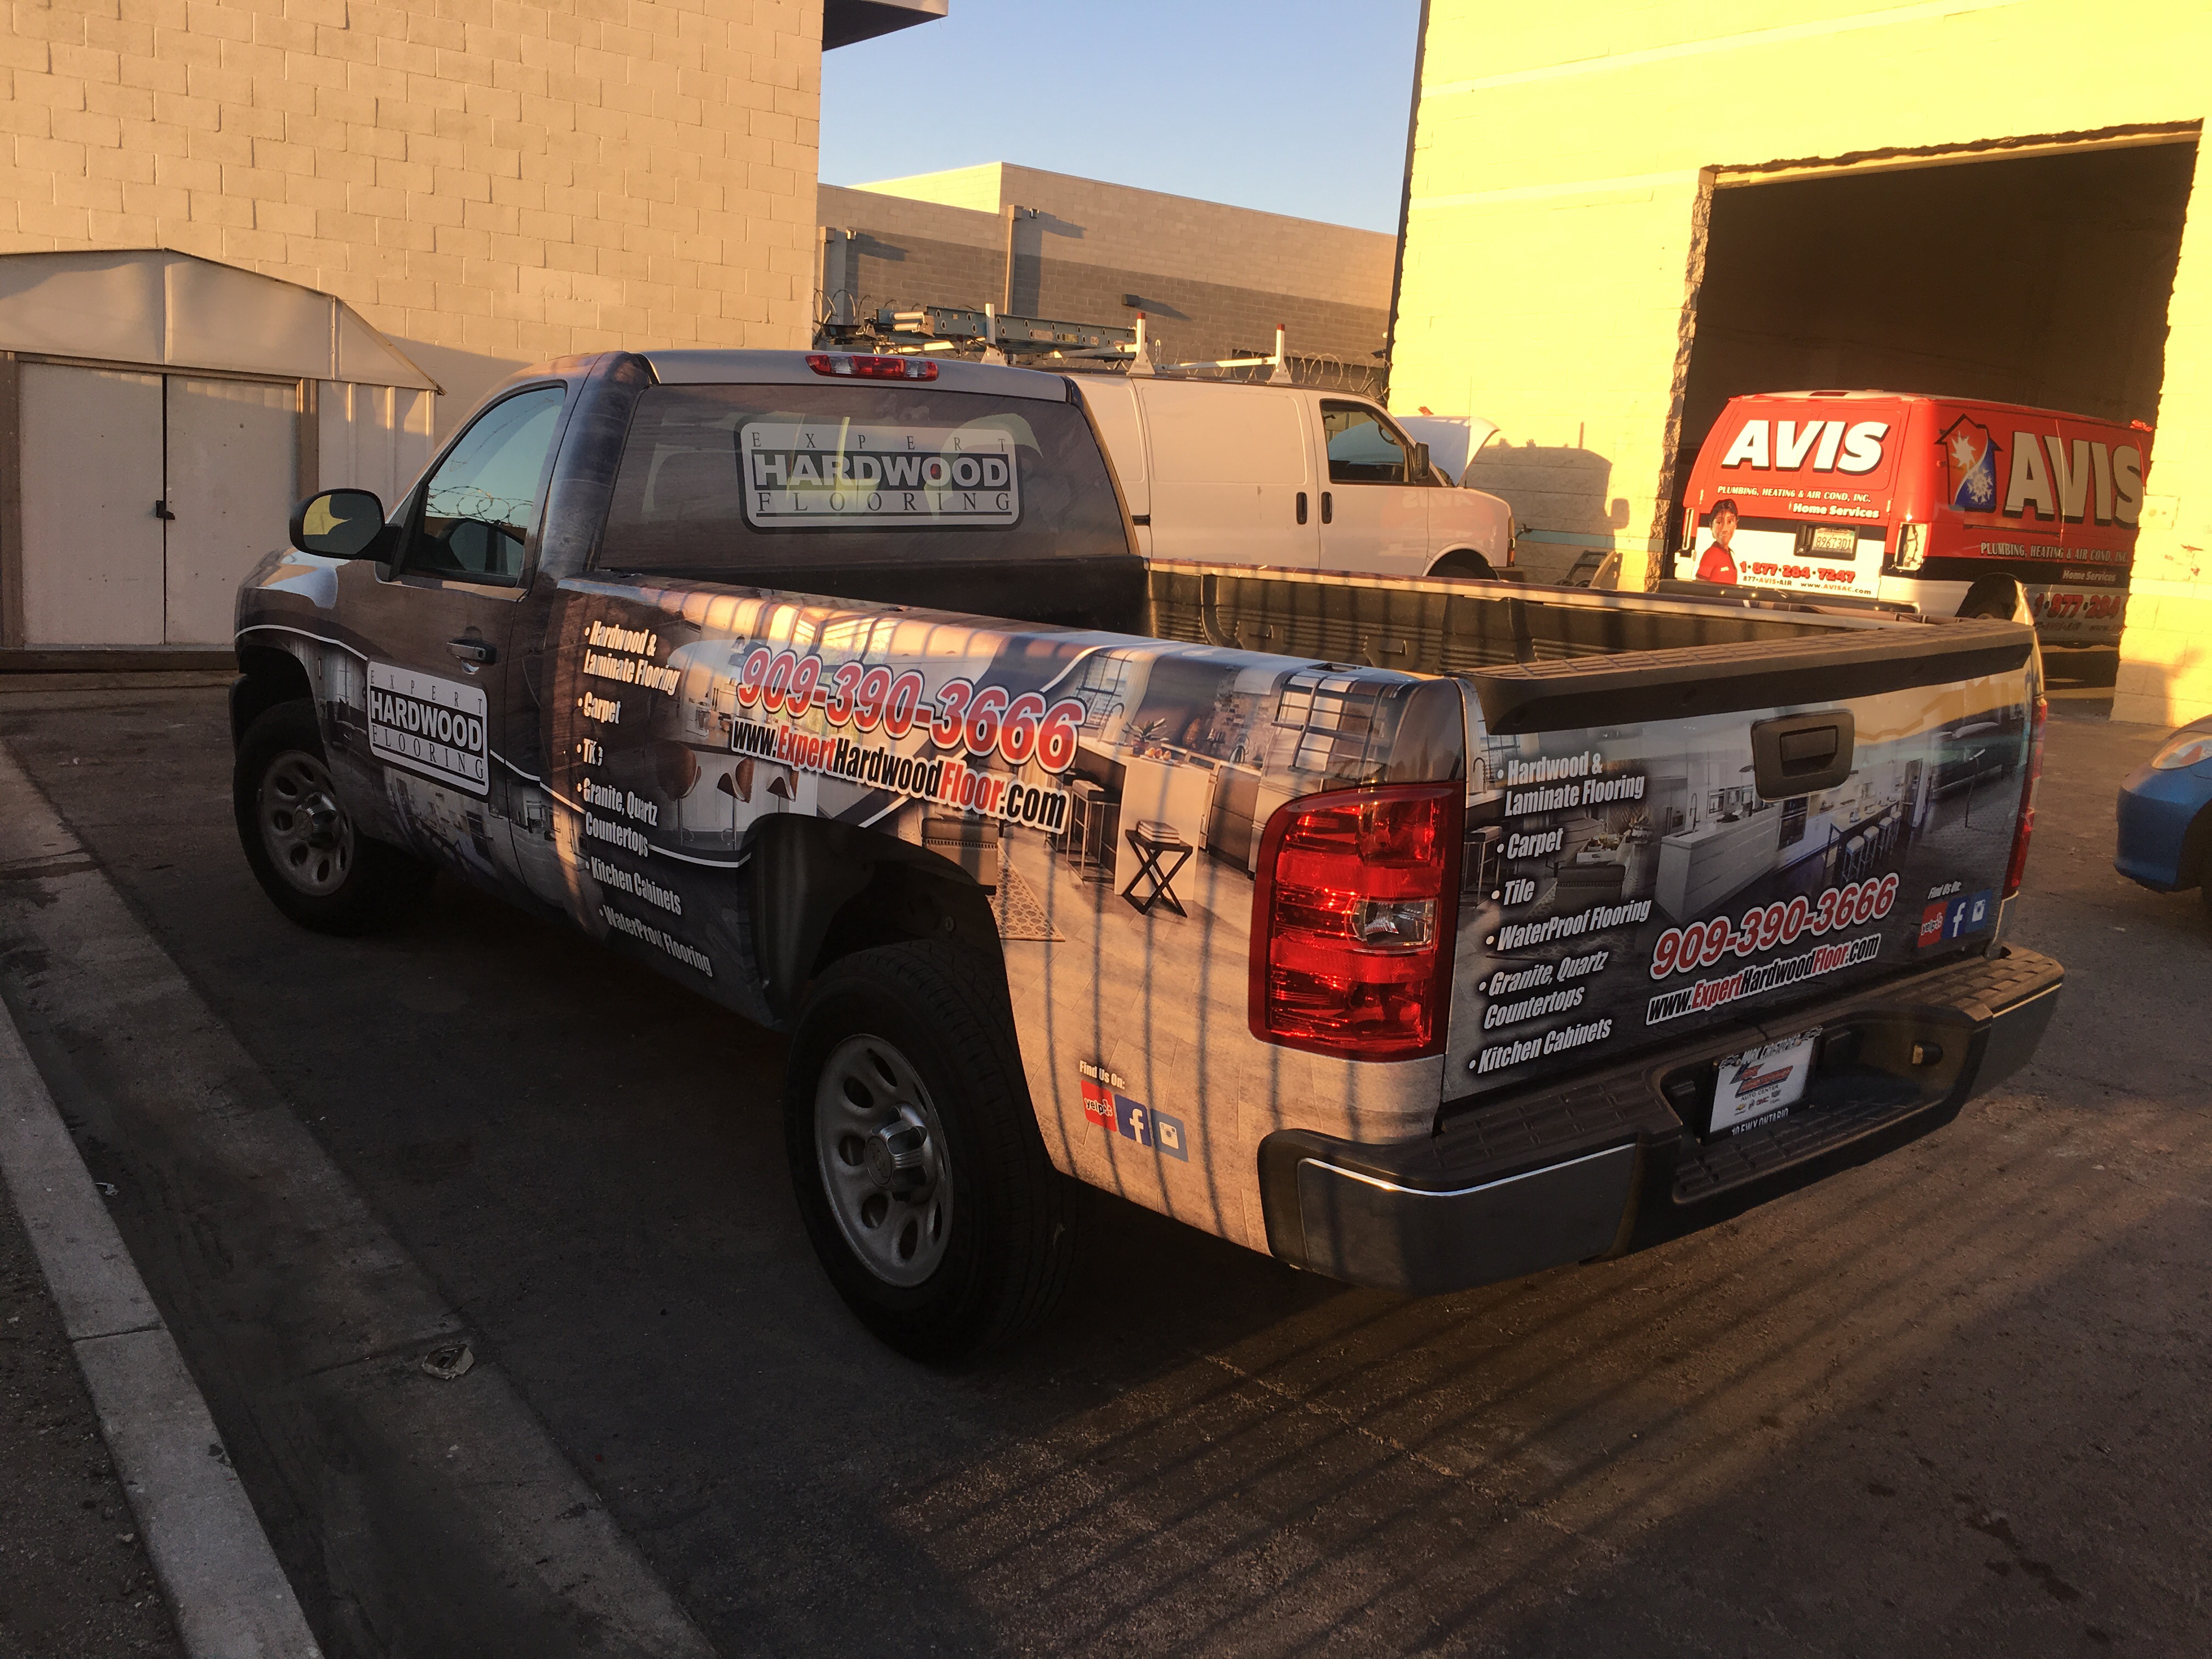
[234,699,433,934]
[785,941,1077,1361]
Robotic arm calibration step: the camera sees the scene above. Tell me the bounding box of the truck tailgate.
[1444,619,2038,1110]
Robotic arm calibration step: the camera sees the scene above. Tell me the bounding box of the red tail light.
[1250,784,1463,1060]
[805,353,936,381]
[2002,695,2046,899]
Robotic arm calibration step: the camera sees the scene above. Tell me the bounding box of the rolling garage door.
[19,364,298,646]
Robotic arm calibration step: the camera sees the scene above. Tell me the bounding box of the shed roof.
[0,250,439,392]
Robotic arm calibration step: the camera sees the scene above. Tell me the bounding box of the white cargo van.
[1077,377,1515,580]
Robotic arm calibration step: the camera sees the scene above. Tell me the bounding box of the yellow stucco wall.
[1,0,825,419]
[1393,1,2211,726]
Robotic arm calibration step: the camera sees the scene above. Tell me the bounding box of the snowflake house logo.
[1940,416,2000,512]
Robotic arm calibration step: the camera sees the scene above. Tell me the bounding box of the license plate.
[1709,1028,1820,1136]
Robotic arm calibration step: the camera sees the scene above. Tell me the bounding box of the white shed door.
[20,364,166,645]
[164,376,298,644]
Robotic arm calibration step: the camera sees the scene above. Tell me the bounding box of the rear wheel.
[234,700,433,934]
[1959,575,2024,620]
[2196,811,2212,917]
[1427,550,1498,583]
[785,941,1077,1361]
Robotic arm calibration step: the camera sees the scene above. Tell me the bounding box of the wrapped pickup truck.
[232,350,2064,1358]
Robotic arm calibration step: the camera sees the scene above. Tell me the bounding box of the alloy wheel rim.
[814,1033,953,1288]
[259,749,355,898]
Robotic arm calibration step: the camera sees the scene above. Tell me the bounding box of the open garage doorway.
[1669,136,2198,559]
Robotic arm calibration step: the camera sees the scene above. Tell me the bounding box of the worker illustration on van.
[1696,498,1742,584]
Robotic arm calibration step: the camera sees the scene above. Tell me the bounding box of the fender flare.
[747,815,1002,1022]
[230,641,314,747]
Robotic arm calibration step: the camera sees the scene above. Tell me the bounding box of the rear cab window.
[594,382,1131,577]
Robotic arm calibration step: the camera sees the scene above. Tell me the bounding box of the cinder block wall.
[825,164,1393,371]
[817,185,1000,319]
[2122,150,2212,727]
[0,0,825,420]
[1394,1,2211,725]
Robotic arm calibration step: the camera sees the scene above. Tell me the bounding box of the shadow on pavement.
[0,685,2203,1657]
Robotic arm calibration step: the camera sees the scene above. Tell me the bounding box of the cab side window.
[1322,401,1415,485]
[406,386,566,584]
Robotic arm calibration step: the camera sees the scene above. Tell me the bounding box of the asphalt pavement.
[0,678,2204,1657]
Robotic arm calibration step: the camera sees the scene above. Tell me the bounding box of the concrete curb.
[0,1007,325,1659]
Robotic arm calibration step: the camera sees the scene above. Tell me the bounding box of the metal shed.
[0,250,441,653]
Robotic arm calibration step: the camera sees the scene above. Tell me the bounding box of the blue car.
[2115,716,2212,906]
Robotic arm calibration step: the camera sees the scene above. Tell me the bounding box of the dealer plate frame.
[1707,1026,1822,1138]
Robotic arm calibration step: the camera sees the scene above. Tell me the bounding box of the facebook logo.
[1113,1098,1189,1161]
[1945,889,1994,939]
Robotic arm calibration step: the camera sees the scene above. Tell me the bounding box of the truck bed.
[1143,560,2035,729]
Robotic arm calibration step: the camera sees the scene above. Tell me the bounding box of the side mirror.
[290,489,390,560]
[1412,441,1431,482]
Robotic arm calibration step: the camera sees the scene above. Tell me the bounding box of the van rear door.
[1684,395,1910,600]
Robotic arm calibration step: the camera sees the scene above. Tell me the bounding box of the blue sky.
[820,1,1424,233]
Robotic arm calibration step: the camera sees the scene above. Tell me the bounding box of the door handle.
[153,500,176,521]
[1321,491,1333,525]
[448,637,497,665]
[1296,492,1308,525]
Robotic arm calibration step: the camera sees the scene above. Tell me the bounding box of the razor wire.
[810,283,1386,395]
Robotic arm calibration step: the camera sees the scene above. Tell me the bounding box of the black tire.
[1959,576,2023,620]
[233,699,434,935]
[2192,812,2212,917]
[785,941,1077,1362]
[1427,550,1498,583]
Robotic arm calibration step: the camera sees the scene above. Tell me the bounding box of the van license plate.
[1709,1029,1820,1137]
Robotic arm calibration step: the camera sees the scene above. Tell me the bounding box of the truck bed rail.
[1147,563,2034,730]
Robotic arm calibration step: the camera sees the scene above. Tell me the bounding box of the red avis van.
[1677,391,2151,644]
